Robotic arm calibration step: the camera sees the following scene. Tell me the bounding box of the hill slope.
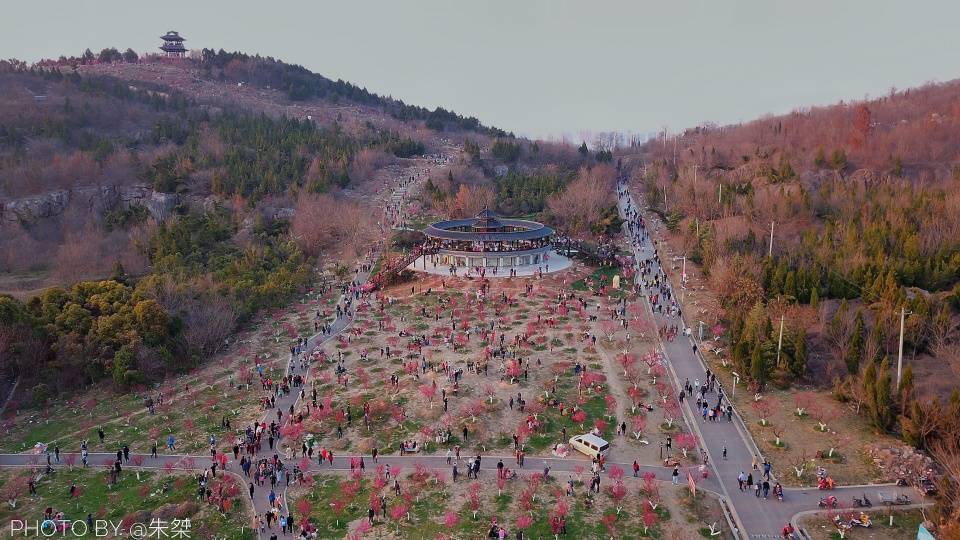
[619,79,960,395]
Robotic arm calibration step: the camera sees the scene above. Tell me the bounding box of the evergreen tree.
[844,311,865,374]
[789,329,807,377]
[783,271,797,300]
[750,344,766,386]
[732,337,750,373]
[578,142,589,155]
[863,361,878,421]
[814,147,827,168]
[874,358,894,430]
[867,323,885,363]
[898,364,914,408]
[809,285,820,309]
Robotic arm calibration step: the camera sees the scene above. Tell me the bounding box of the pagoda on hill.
[159,31,187,58]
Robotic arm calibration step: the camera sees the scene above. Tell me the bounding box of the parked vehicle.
[878,492,912,505]
[917,476,938,497]
[569,433,610,459]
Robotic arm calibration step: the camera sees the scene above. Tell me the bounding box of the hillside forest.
[618,81,960,522]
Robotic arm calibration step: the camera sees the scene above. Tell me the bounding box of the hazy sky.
[3,1,960,140]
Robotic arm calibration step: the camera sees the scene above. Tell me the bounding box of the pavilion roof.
[472,209,503,229]
[423,214,553,242]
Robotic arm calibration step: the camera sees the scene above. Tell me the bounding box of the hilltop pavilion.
[159,31,187,58]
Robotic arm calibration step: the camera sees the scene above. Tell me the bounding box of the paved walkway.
[615,179,928,537]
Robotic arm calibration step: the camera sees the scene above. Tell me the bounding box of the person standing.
[672,465,680,485]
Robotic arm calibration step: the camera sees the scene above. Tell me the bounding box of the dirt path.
[592,338,631,456]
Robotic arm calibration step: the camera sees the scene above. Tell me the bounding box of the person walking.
[737,471,746,491]
[672,465,680,485]
[633,460,640,477]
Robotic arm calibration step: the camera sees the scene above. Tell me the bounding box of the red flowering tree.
[642,504,658,534]
[505,360,522,382]
[609,482,628,514]
[419,384,437,408]
[444,511,459,528]
[600,319,618,341]
[642,472,660,507]
[627,386,644,411]
[662,399,680,429]
[675,433,698,459]
[632,415,647,440]
[601,513,618,538]
[571,410,587,429]
[649,364,665,385]
[617,353,636,376]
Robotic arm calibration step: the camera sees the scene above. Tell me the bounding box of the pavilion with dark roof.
[159,31,187,58]
[410,209,570,275]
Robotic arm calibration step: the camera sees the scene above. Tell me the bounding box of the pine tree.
[844,311,865,374]
[733,337,750,373]
[784,271,797,300]
[898,364,914,408]
[863,361,878,421]
[867,323,885,363]
[789,330,807,377]
[750,344,766,386]
[874,358,893,430]
[809,286,820,309]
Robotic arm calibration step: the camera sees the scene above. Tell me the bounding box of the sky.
[3,1,960,140]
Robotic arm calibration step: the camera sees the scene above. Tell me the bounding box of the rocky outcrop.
[1,185,180,224]
[2,190,70,223]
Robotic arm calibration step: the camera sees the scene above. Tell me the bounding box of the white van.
[569,433,610,459]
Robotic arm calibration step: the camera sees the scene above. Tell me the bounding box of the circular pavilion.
[409,209,571,275]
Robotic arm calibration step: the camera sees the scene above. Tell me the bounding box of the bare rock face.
[3,190,70,223]
[1,185,180,224]
[144,190,179,221]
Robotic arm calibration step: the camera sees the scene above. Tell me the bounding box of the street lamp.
[698,321,705,341]
[731,372,740,399]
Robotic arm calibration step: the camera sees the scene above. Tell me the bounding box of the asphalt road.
[615,179,928,537]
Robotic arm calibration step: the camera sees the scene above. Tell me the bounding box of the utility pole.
[768,221,775,258]
[692,164,699,213]
[776,314,785,368]
[897,306,906,388]
[718,183,722,204]
[673,136,677,169]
